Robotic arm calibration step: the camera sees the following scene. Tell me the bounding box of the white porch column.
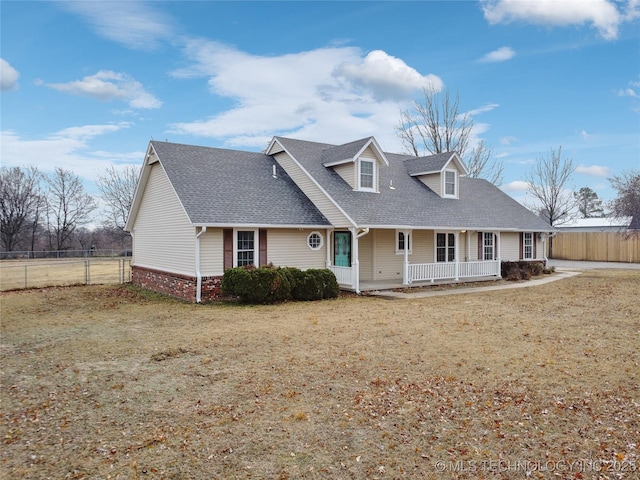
[454,231,460,281]
[402,229,411,285]
[350,228,360,293]
[496,231,501,276]
[465,230,470,262]
[326,229,332,268]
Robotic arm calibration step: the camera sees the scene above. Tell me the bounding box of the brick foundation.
[131,266,223,303]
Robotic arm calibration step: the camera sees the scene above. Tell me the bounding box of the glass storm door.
[334,231,351,267]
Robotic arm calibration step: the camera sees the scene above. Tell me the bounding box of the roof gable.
[127,141,330,229]
[272,137,553,231]
[321,137,389,167]
[404,152,467,176]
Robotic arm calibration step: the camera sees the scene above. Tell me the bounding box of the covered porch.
[326,227,503,293]
[329,259,501,292]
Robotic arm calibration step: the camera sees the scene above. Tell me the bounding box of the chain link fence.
[0,255,132,291]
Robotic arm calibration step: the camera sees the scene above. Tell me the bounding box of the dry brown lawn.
[1,270,639,479]
[0,258,130,292]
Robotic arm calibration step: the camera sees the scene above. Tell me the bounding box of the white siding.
[413,230,435,263]
[358,232,373,281]
[200,228,223,275]
[372,230,403,280]
[367,229,439,281]
[500,232,545,261]
[500,232,520,261]
[333,162,355,189]
[359,146,378,160]
[267,229,327,269]
[132,164,196,275]
[274,152,352,227]
[418,173,441,195]
[536,236,544,260]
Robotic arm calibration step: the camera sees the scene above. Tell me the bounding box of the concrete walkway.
[367,269,581,300]
[365,260,638,300]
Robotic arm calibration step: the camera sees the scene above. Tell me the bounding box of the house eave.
[355,224,556,232]
[191,222,333,229]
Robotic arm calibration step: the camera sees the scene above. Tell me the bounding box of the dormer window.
[444,169,457,198]
[358,158,376,192]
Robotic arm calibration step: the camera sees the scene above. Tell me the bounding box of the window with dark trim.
[236,231,255,266]
[523,232,534,259]
[483,232,495,260]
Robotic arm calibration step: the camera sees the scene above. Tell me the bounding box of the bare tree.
[608,169,640,237]
[0,166,43,252]
[466,140,503,186]
[96,165,139,232]
[45,167,97,250]
[396,87,503,185]
[525,146,576,225]
[397,87,473,157]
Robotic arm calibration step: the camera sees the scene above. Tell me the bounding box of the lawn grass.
[0,258,130,291]
[1,269,638,479]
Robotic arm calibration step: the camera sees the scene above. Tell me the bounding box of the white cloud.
[502,180,530,192]
[0,123,138,184]
[624,0,640,20]
[482,0,623,40]
[58,1,175,50]
[575,164,612,177]
[333,50,443,100]
[0,58,20,91]
[43,71,162,109]
[500,136,518,145]
[616,80,639,98]
[168,40,440,150]
[465,103,500,118]
[581,130,590,140]
[617,88,639,97]
[479,46,516,63]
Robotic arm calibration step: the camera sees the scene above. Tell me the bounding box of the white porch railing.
[329,265,354,286]
[459,260,500,278]
[408,262,455,283]
[407,260,500,283]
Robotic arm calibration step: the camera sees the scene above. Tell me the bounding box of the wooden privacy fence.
[550,232,640,263]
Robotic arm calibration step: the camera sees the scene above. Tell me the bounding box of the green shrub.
[316,269,340,299]
[279,266,302,294]
[221,267,251,297]
[221,266,338,303]
[291,270,321,301]
[288,268,338,301]
[245,267,291,304]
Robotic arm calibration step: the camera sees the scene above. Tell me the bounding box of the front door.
[334,231,351,267]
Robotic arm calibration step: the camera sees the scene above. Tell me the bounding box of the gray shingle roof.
[150,141,330,226]
[403,152,454,176]
[275,137,554,231]
[321,137,373,166]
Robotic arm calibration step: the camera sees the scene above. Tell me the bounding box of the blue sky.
[1,0,639,212]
